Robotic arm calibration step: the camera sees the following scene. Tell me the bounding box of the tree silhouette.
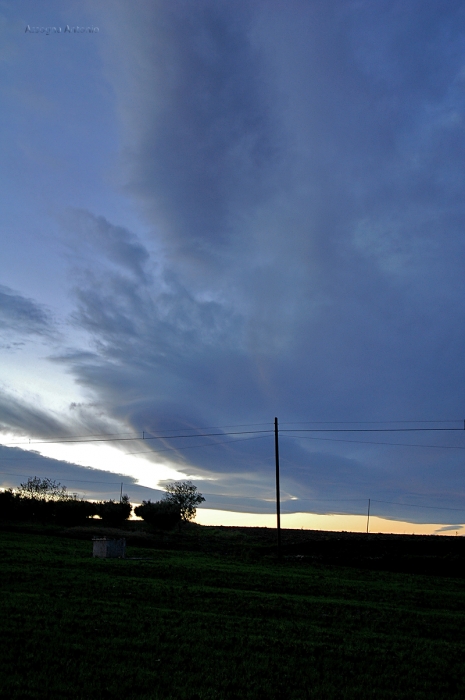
[17,477,72,501]
[162,481,205,522]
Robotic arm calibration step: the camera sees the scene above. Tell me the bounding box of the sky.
[1,0,465,534]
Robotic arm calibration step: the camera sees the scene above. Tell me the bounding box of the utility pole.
[120,483,123,503]
[275,417,282,559]
[366,498,371,534]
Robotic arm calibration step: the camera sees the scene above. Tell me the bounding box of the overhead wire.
[2,419,465,447]
[1,428,274,447]
[370,499,465,513]
[282,434,465,450]
[0,433,271,460]
[280,427,465,432]
[280,420,463,425]
[123,433,272,456]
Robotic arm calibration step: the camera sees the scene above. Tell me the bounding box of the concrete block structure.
[92,537,126,558]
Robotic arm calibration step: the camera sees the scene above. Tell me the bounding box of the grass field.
[1,527,464,699]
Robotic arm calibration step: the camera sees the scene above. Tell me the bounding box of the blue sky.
[1,0,465,532]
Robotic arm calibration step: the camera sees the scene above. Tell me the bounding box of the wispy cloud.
[0,388,67,438]
[64,209,151,282]
[0,285,55,337]
[435,524,463,533]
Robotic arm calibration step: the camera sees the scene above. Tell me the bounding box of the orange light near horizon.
[194,509,464,535]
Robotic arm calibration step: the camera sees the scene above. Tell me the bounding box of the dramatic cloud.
[101,0,278,262]
[1,1,465,526]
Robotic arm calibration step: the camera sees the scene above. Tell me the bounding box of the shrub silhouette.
[1,491,53,523]
[95,498,132,526]
[53,499,97,526]
[134,500,182,529]
[0,490,20,520]
[13,477,94,524]
[0,483,96,525]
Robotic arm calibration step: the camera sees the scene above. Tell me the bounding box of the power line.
[0,433,271,460]
[280,420,463,425]
[124,433,272,456]
[1,429,274,447]
[283,434,465,450]
[3,425,465,463]
[148,422,273,430]
[3,425,464,449]
[371,499,465,513]
[3,419,465,448]
[280,427,465,433]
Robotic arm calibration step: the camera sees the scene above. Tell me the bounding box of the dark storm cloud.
[0,285,54,337]
[100,0,465,316]
[104,0,279,262]
[47,1,465,524]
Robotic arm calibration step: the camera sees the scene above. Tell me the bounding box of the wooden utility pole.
[275,417,282,558]
[366,498,371,534]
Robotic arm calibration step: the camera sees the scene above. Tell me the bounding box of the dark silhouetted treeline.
[0,478,200,530]
[134,500,182,529]
[0,491,184,529]
[0,490,132,527]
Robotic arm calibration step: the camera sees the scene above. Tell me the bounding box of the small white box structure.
[92,537,126,559]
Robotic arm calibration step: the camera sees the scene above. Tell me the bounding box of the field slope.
[0,529,464,699]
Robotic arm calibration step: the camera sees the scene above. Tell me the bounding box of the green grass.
[0,529,464,699]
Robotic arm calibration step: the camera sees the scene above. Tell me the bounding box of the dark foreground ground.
[214,524,465,577]
[0,523,464,699]
[27,518,465,577]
